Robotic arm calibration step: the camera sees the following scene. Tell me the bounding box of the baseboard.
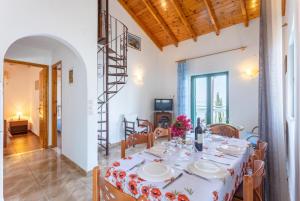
[60,154,90,176]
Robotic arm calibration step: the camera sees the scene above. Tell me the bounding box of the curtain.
[259,0,290,200]
[177,61,187,116]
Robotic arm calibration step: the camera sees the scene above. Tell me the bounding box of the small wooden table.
[9,120,28,135]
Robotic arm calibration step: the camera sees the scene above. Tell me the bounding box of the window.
[191,72,229,126]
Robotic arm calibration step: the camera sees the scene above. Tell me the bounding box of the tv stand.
[154,112,173,128]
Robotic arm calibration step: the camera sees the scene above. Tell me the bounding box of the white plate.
[187,161,227,179]
[217,144,245,155]
[193,160,220,174]
[211,135,225,141]
[137,162,174,182]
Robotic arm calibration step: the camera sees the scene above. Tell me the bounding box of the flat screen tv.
[154,99,173,111]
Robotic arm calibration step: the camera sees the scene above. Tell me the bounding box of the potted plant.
[171,115,192,140]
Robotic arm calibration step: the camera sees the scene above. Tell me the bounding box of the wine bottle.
[195,118,203,151]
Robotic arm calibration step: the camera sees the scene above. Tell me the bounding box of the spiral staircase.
[97,2,128,155]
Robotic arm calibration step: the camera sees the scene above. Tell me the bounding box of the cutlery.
[183,169,209,181]
[200,157,231,166]
[162,173,183,189]
[144,151,162,158]
[128,160,145,171]
[202,152,235,160]
[222,153,239,158]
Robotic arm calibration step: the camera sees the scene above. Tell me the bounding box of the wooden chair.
[93,166,147,201]
[209,124,240,138]
[153,127,171,141]
[121,133,153,158]
[124,118,135,140]
[136,118,154,133]
[233,160,265,201]
[256,141,267,161]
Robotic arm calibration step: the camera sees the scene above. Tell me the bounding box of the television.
[154,99,173,111]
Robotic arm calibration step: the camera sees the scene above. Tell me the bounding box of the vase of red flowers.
[171,115,192,140]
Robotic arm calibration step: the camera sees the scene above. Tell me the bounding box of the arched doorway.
[2,35,89,200]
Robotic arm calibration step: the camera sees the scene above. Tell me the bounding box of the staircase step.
[108,73,128,77]
[109,56,123,61]
[97,121,106,123]
[106,91,118,94]
[108,64,126,69]
[108,81,126,85]
[108,48,116,54]
[97,129,107,132]
[98,101,105,104]
[98,37,107,45]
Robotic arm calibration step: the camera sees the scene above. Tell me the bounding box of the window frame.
[191,71,229,126]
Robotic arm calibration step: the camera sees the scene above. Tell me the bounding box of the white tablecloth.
[105,136,251,201]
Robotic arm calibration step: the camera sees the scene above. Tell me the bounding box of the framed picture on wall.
[128,33,141,51]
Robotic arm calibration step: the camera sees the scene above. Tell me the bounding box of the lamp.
[16,112,23,120]
[133,66,144,85]
[242,67,259,79]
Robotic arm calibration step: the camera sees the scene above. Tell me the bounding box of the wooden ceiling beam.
[142,0,178,46]
[118,0,163,50]
[203,0,220,35]
[239,0,249,27]
[282,0,286,16]
[170,0,197,41]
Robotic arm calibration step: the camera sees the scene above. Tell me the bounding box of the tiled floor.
[4,132,42,156]
[4,142,150,201]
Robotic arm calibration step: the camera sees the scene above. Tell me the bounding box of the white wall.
[159,19,260,131]
[0,1,98,199]
[3,63,41,135]
[51,42,88,170]
[108,1,164,143]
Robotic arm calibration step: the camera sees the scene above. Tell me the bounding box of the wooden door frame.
[51,61,62,148]
[3,58,49,149]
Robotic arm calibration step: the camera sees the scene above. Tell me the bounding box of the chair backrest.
[121,133,153,158]
[209,124,240,138]
[257,141,268,161]
[153,127,171,141]
[136,118,154,132]
[93,166,146,201]
[243,160,265,201]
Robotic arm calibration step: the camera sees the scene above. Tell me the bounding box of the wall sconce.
[133,66,144,85]
[242,67,259,79]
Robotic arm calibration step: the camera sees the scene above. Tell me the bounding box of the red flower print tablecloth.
[105,136,251,201]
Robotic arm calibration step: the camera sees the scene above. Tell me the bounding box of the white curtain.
[259,0,290,200]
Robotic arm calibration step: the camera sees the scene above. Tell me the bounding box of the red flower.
[141,186,150,197]
[138,177,146,182]
[129,174,138,180]
[105,169,111,178]
[213,191,219,201]
[119,171,126,179]
[116,181,123,191]
[224,193,230,201]
[128,180,138,195]
[113,170,118,179]
[153,159,163,162]
[151,188,162,198]
[177,194,190,201]
[171,115,192,138]
[113,161,120,167]
[165,192,176,200]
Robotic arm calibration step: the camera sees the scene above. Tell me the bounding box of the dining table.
[105,134,251,201]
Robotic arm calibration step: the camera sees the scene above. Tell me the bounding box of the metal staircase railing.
[97,10,128,155]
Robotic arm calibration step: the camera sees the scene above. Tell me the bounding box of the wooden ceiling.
[118,0,260,50]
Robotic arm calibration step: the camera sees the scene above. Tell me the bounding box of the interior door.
[52,65,57,147]
[39,68,48,148]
